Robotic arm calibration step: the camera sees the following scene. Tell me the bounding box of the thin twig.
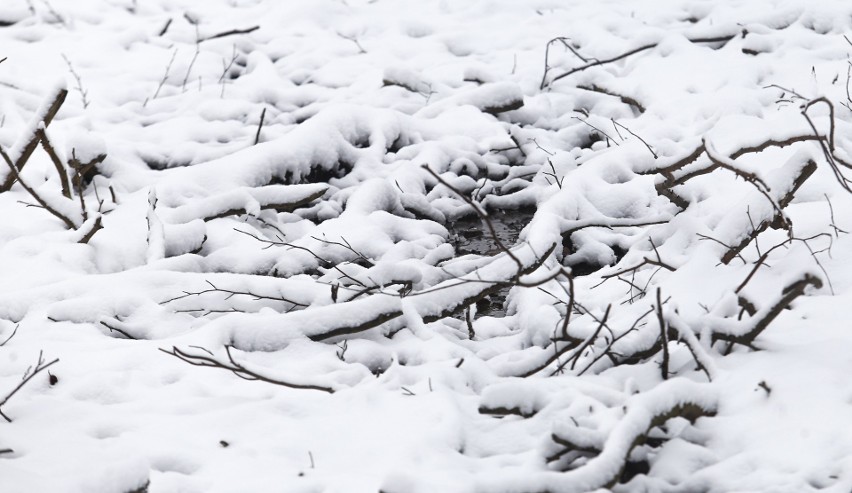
[0,325,19,347]
[254,107,266,145]
[200,25,259,42]
[0,351,59,423]
[61,54,89,109]
[546,32,739,88]
[161,346,334,393]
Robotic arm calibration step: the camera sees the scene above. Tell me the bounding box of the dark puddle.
[446,206,536,317]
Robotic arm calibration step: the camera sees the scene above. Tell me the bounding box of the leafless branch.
[0,351,59,423]
[161,279,309,308]
[254,107,266,145]
[160,345,334,393]
[61,54,90,109]
[145,48,178,107]
[200,25,259,42]
[545,32,740,88]
[0,325,19,347]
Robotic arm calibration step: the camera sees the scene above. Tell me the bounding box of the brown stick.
[254,107,266,145]
[77,216,103,244]
[656,288,669,380]
[0,88,67,192]
[35,128,71,199]
[720,159,816,265]
[713,273,822,346]
[200,26,259,42]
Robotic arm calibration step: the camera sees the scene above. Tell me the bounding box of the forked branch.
[0,351,59,423]
[160,345,335,393]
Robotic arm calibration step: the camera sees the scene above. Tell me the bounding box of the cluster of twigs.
[0,86,108,243]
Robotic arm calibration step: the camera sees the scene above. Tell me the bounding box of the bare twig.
[200,25,259,42]
[336,32,366,54]
[146,48,178,107]
[572,116,618,146]
[545,32,740,88]
[0,325,19,347]
[612,120,657,158]
[161,279,309,307]
[161,345,334,393]
[824,193,848,237]
[61,54,90,109]
[0,351,59,423]
[656,288,669,380]
[254,107,266,145]
[100,319,139,340]
[158,18,173,36]
[335,340,348,361]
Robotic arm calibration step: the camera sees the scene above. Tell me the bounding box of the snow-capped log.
[711,271,822,347]
[477,379,717,493]
[162,220,206,257]
[382,66,430,94]
[161,183,328,223]
[416,81,524,117]
[705,150,817,264]
[649,114,830,210]
[155,105,407,195]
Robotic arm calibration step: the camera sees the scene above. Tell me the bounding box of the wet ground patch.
[446,206,536,317]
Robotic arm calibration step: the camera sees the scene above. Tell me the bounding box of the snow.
[0,0,851,492]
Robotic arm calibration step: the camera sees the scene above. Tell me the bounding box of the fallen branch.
[254,107,266,145]
[0,146,79,229]
[99,319,139,340]
[734,233,830,294]
[168,184,327,223]
[545,31,741,88]
[160,345,334,393]
[200,25,259,43]
[656,288,669,380]
[0,351,59,423]
[76,215,103,244]
[577,84,645,113]
[161,279,309,308]
[713,273,822,347]
[719,159,816,265]
[479,379,717,492]
[0,86,67,192]
[34,128,71,199]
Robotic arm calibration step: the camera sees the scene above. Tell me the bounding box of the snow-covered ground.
[1,0,852,491]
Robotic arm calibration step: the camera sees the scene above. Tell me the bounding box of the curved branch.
[160,346,335,393]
